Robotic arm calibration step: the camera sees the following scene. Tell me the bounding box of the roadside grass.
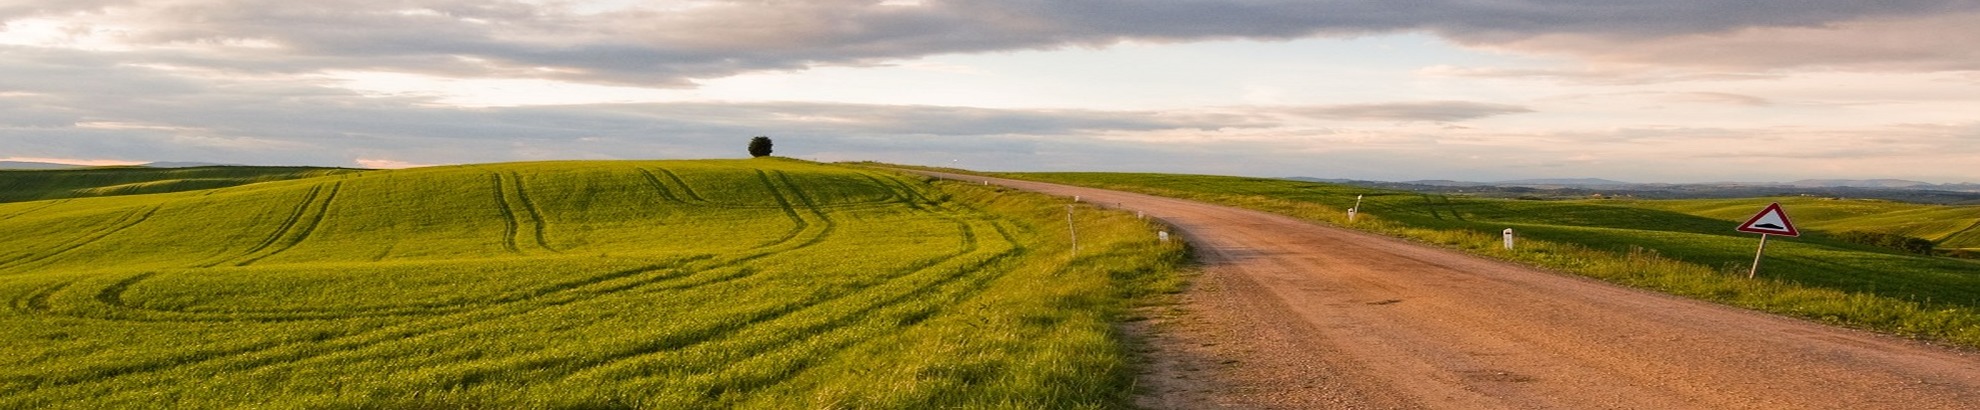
[993,172,1980,349]
[0,159,1185,408]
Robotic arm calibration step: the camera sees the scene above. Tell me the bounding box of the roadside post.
[1067,204,1078,258]
[1159,231,1170,243]
[1503,228,1515,250]
[1735,202,1801,278]
[1349,195,1364,223]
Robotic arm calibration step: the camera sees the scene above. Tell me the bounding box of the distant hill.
[1493,178,1635,187]
[0,161,87,170]
[142,161,238,168]
[1787,179,1936,188]
[1287,177,1980,205]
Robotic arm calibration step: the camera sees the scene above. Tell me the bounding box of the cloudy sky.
[3,0,1976,183]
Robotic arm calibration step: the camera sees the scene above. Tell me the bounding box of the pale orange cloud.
[353,158,440,169]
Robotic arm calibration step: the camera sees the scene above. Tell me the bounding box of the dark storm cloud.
[14,0,1974,86]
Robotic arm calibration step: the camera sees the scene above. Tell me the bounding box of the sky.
[2,0,1977,183]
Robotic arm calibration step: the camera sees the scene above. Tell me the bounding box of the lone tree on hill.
[748,136,773,157]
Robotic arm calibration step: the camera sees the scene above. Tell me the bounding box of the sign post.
[1503,228,1515,250]
[1735,202,1800,278]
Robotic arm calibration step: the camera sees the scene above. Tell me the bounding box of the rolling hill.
[0,159,1182,408]
[0,166,363,203]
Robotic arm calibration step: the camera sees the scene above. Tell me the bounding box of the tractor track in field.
[508,172,558,253]
[906,170,1980,410]
[555,182,1018,388]
[0,198,70,221]
[559,218,1006,382]
[634,167,688,203]
[490,173,525,254]
[204,183,323,267]
[0,204,161,273]
[234,182,343,266]
[1947,219,1980,244]
[658,168,711,203]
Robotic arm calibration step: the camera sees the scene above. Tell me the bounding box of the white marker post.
[1503,228,1515,250]
[1158,231,1170,243]
[1067,204,1078,258]
[1349,195,1365,222]
[1734,202,1801,279]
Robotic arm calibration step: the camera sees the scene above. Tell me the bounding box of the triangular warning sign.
[1736,202,1799,236]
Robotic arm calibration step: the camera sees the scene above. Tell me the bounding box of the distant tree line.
[1834,231,1935,255]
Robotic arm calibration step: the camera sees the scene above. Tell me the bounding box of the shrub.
[748,136,773,157]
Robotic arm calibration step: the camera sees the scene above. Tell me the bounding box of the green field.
[0,160,1183,408]
[998,172,1980,348]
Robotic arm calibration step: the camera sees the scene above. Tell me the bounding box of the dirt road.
[911,170,1980,409]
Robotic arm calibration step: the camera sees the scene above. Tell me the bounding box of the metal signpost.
[1735,202,1801,278]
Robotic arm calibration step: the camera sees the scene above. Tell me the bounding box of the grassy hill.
[998,172,1980,348]
[0,166,363,203]
[0,160,1182,408]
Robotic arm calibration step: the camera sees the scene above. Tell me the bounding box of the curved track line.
[633,168,687,203]
[194,184,324,268]
[235,182,342,266]
[0,205,161,273]
[0,198,71,221]
[1943,219,1980,244]
[0,207,145,269]
[549,206,1005,382]
[748,170,813,250]
[508,172,557,253]
[657,168,710,203]
[854,172,925,209]
[489,173,524,254]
